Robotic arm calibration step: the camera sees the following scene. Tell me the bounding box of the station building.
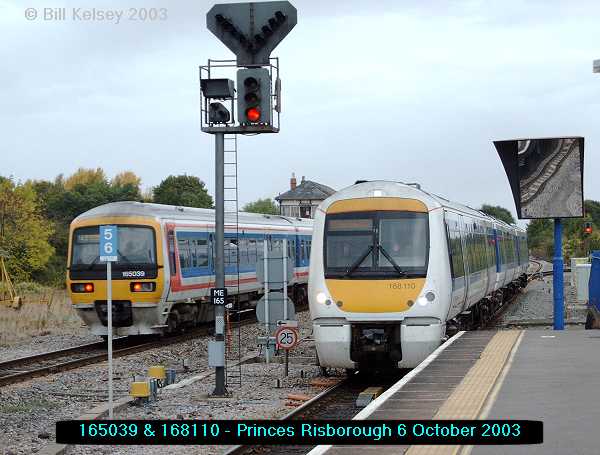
[275,174,336,219]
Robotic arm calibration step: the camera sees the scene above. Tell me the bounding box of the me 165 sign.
[207,1,297,66]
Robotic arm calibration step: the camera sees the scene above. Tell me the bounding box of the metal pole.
[553,218,565,330]
[264,240,270,363]
[213,132,227,396]
[283,238,288,377]
[107,261,113,418]
[283,238,288,320]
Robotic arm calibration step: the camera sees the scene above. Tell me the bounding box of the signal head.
[245,107,261,123]
[244,77,259,91]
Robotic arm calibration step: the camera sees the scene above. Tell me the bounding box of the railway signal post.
[99,225,118,418]
[201,1,297,396]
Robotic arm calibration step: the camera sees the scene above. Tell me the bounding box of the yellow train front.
[67,209,166,337]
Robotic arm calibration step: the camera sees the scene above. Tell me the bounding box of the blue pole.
[553,218,564,330]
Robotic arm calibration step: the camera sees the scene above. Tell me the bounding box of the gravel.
[0,331,103,362]
[497,261,587,326]
[0,310,327,455]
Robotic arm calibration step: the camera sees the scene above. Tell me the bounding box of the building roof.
[275,180,336,201]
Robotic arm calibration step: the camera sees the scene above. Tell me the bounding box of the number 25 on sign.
[275,326,299,350]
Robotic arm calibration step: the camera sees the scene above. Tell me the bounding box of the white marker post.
[99,225,118,419]
[263,239,270,364]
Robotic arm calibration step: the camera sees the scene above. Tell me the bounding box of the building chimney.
[290,173,297,190]
[301,175,305,184]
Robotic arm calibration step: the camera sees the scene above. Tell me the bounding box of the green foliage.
[0,178,54,281]
[242,198,279,215]
[29,169,143,285]
[480,204,516,224]
[153,175,213,208]
[3,170,215,287]
[526,200,600,261]
[64,167,106,190]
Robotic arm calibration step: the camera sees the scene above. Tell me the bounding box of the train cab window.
[378,215,427,269]
[72,225,156,267]
[325,212,428,278]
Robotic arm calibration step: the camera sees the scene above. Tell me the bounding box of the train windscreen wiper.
[378,245,408,277]
[86,256,100,270]
[343,244,374,278]
[117,249,133,264]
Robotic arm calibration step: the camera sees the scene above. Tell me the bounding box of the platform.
[308,328,600,455]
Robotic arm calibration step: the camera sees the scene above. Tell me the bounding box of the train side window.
[195,239,208,267]
[178,238,190,268]
[168,230,177,276]
[225,239,238,265]
[238,238,249,265]
[307,240,312,259]
[449,228,465,278]
[248,239,258,266]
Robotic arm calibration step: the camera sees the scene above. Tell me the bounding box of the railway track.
[226,370,407,455]
[0,307,262,388]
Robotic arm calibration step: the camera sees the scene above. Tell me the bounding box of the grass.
[0,284,82,344]
[0,398,60,413]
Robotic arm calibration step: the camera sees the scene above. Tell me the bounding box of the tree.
[480,204,516,225]
[28,171,142,285]
[153,175,213,208]
[112,171,142,190]
[0,178,54,282]
[242,198,279,215]
[64,167,106,190]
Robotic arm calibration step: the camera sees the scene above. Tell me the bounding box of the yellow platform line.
[405,330,523,455]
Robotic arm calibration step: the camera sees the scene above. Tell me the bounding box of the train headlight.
[131,282,156,292]
[316,292,328,304]
[417,296,428,306]
[71,283,94,293]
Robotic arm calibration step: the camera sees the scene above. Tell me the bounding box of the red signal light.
[585,227,592,234]
[245,107,261,123]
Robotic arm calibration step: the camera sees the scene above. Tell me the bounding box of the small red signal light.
[245,107,261,123]
[585,227,592,234]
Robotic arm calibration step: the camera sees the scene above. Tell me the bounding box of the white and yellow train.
[67,202,313,336]
[308,181,528,369]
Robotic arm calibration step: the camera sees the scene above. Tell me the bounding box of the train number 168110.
[389,283,416,290]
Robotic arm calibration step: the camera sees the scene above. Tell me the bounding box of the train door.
[459,215,471,312]
[445,211,467,318]
[485,224,496,296]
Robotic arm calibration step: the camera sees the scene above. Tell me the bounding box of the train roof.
[72,201,314,230]
[320,181,525,234]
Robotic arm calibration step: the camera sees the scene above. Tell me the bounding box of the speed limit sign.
[275,326,299,350]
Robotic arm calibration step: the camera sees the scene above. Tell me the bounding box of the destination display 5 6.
[57,419,543,445]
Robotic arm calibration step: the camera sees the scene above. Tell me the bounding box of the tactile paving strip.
[404,330,523,455]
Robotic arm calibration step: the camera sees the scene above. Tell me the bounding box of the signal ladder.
[223,134,242,387]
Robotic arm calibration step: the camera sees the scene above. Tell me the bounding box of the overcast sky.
[2,0,599,224]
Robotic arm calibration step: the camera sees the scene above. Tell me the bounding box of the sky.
[2,0,600,225]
